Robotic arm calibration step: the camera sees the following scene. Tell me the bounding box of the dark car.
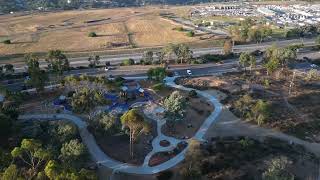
[7,80,13,84]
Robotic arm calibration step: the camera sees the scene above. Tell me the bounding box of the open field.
[177,70,320,142]
[0,6,221,56]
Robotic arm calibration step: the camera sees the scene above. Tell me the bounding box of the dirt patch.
[176,75,242,93]
[139,80,175,100]
[162,96,214,139]
[19,89,63,114]
[178,70,320,143]
[90,118,157,165]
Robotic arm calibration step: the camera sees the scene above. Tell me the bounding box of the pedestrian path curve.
[18,76,223,175]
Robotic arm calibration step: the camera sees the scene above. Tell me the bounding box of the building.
[257,7,276,16]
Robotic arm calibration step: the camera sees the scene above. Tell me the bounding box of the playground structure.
[53,80,153,113]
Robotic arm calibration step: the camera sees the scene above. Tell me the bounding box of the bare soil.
[177,70,320,142]
[162,95,214,139]
[90,118,157,165]
[19,89,63,114]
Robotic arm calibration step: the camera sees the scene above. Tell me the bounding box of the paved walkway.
[18,75,320,176]
[205,107,320,157]
[18,76,223,175]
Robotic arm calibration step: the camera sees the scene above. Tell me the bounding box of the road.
[10,37,315,72]
[4,61,240,91]
[5,45,318,92]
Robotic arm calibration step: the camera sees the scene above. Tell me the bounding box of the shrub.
[88,32,97,37]
[122,59,135,66]
[200,54,221,63]
[114,76,125,86]
[188,90,198,98]
[262,156,294,180]
[3,40,11,44]
[186,31,195,37]
[173,27,184,31]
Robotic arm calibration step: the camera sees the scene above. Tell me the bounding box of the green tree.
[234,94,254,117]
[186,31,195,37]
[260,28,272,42]
[60,139,87,167]
[88,32,97,37]
[175,44,193,64]
[122,58,135,66]
[305,69,319,81]
[1,164,21,180]
[223,40,233,55]
[264,57,280,76]
[44,160,61,180]
[248,28,260,43]
[25,53,48,92]
[251,100,270,125]
[3,64,14,74]
[163,91,186,120]
[249,54,257,72]
[263,157,294,180]
[11,139,51,178]
[278,47,297,70]
[239,52,251,72]
[156,51,165,65]
[95,113,118,134]
[78,169,97,180]
[71,87,108,114]
[88,55,100,68]
[3,39,11,44]
[56,123,77,143]
[162,44,177,64]
[142,51,154,64]
[46,50,69,78]
[239,52,257,72]
[180,140,203,180]
[147,67,166,81]
[120,109,151,158]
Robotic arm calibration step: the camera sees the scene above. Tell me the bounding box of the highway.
[10,38,315,72]
[4,61,240,91]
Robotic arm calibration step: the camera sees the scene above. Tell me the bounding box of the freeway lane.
[4,62,239,91]
[10,38,315,72]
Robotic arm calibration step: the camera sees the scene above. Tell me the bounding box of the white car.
[186,70,192,75]
[104,66,116,71]
[310,64,318,68]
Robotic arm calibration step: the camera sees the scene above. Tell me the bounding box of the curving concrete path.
[18,76,223,175]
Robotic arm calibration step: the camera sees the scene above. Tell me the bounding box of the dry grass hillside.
[0,6,203,55]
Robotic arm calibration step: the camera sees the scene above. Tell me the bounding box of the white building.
[257,7,276,16]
